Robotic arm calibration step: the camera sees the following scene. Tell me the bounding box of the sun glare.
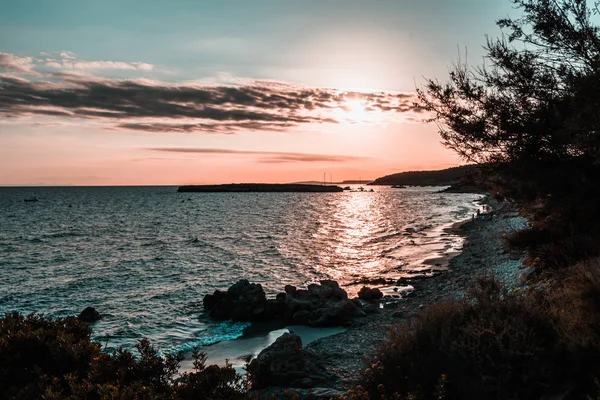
[338,99,370,124]
[345,99,366,116]
[332,97,384,125]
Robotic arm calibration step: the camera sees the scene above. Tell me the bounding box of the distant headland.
[178,183,344,193]
[369,165,481,187]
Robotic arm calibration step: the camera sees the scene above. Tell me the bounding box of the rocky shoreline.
[192,199,530,397]
[242,200,530,397]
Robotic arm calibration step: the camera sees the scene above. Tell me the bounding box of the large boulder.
[78,307,101,323]
[283,281,354,326]
[319,280,348,300]
[247,333,331,389]
[308,299,358,326]
[203,279,268,321]
[358,286,383,301]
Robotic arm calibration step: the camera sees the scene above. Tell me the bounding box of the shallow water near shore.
[0,185,479,354]
[181,324,347,374]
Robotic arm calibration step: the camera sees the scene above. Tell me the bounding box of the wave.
[41,231,84,239]
[163,321,251,355]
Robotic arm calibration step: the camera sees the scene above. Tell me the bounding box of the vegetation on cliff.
[369,165,480,187]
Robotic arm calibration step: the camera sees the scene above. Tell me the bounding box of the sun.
[342,99,368,122]
[329,96,383,125]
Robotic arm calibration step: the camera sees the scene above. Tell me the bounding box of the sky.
[0,0,517,186]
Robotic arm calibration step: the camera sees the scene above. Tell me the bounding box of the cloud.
[45,59,154,71]
[0,51,154,74]
[0,53,35,74]
[118,121,297,133]
[0,54,422,133]
[41,50,154,71]
[147,147,368,163]
[59,51,76,60]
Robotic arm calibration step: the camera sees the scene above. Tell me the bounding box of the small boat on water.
[24,197,39,202]
[391,185,406,189]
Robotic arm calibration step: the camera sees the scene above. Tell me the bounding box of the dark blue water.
[0,186,479,353]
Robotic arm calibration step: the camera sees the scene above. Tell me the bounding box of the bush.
[506,225,600,271]
[0,312,248,400]
[359,276,600,400]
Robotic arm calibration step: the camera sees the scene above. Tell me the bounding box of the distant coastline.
[365,164,490,194]
[178,183,344,193]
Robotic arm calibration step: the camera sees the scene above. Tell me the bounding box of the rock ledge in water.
[203,279,360,327]
[78,307,102,323]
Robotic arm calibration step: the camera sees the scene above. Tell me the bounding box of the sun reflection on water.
[314,190,391,282]
[295,187,480,293]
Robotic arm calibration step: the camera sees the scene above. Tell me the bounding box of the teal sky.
[0,0,515,89]
[0,1,519,185]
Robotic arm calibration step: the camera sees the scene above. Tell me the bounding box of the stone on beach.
[357,286,383,301]
[247,332,331,389]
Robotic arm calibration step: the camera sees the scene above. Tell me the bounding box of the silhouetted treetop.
[418,0,600,167]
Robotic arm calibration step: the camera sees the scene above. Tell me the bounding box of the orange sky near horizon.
[0,112,461,186]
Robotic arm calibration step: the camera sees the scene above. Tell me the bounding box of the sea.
[0,186,480,355]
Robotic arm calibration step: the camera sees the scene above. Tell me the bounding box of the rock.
[309,299,357,326]
[285,296,313,320]
[358,286,383,301]
[320,279,339,289]
[202,290,225,311]
[247,333,331,389]
[265,298,287,319]
[320,280,348,300]
[291,310,312,324]
[284,285,297,295]
[351,298,378,314]
[203,279,268,321]
[204,279,359,328]
[78,307,101,323]
[361,302,380,314]
[518,266,536,284]
[308,283,333,299]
